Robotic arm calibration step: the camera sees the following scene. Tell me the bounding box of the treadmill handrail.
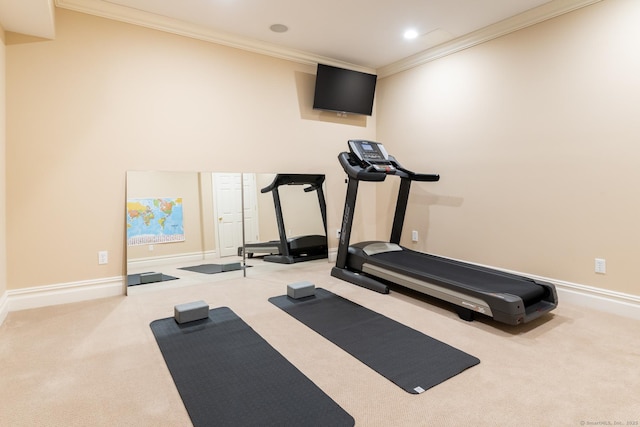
[394,164,440,182]
[338,152,387,182]
[261,173,326,193]
[338,152,440,183]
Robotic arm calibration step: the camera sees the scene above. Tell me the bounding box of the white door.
[213,173,243,257]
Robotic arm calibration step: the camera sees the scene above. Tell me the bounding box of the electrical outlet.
[595,258,606,274]
[98,250,108,265]
[411,230,418,242]
[148,245,154,251]
[336,229,341,238]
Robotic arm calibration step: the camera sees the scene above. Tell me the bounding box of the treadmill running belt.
[150,307,354,427]
[269,289,480,394]
[370,249,546,304]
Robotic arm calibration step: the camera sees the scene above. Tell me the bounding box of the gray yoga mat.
[269,288,480,394]
[178,263,243,274]
[126,273,178,286]
[150,306,354,427]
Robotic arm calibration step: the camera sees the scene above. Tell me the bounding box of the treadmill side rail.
[363,260,557,325]
[362,262,494,318]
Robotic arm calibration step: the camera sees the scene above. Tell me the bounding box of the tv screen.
[313,64,377,116]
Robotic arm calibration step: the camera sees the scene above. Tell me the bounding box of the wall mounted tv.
[312,64,377,116]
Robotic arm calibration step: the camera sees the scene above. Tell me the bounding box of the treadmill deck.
[350,242,548,305]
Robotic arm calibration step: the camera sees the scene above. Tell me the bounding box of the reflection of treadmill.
[242,174,328,264]
[331,140,558,325]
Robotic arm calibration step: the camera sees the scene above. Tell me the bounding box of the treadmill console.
[348,140,396,174]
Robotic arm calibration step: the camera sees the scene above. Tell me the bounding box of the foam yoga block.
[287,281,316,299]
[174,300,209,324]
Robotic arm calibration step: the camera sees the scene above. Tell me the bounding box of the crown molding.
[377,0,602,78]
[55,0,601,78]
[54,0,374,74]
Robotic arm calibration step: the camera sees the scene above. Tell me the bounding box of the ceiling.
[3,0,600,76]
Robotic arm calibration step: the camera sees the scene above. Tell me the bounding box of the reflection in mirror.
[125,171,328,295]
[243,174,328,264]
[125,171,245,295]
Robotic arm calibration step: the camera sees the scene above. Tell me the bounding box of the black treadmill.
[240,173,328,264]
[331,140,558,325]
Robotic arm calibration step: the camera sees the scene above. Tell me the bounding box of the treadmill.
[331,140,558,325]
[240,173,328,264]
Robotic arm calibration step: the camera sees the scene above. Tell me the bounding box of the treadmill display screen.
[350,140,388,164]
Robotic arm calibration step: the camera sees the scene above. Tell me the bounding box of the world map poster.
[127,197,185,246]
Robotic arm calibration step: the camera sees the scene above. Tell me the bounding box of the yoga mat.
[127,273,178,286]
[269,288,480,394]
[178,263,244,274]
[150,307,354,427]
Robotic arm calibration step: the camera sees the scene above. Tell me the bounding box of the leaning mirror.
[125,171,328,295]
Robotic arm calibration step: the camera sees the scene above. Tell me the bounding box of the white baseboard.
[4,276,125,314]
[550,278,640,320]
[0,291,8,326]
[127,251,217,271]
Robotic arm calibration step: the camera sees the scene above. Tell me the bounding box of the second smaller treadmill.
[241,173,328,264]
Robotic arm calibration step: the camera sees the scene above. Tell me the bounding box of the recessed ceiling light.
[270,24,289,33]
[404,29,419,40]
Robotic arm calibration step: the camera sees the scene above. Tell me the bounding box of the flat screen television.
[312,64,377,116]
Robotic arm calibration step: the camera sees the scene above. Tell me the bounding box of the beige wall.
[279,183,326,238]
[6,8,376,290]
[377,0,640,295]
[0,26,6,298]
[254,173,279,242]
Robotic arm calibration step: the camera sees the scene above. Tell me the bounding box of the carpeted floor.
[1,259,639,426]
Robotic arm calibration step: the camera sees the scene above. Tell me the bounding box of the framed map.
[127,197,185,246]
